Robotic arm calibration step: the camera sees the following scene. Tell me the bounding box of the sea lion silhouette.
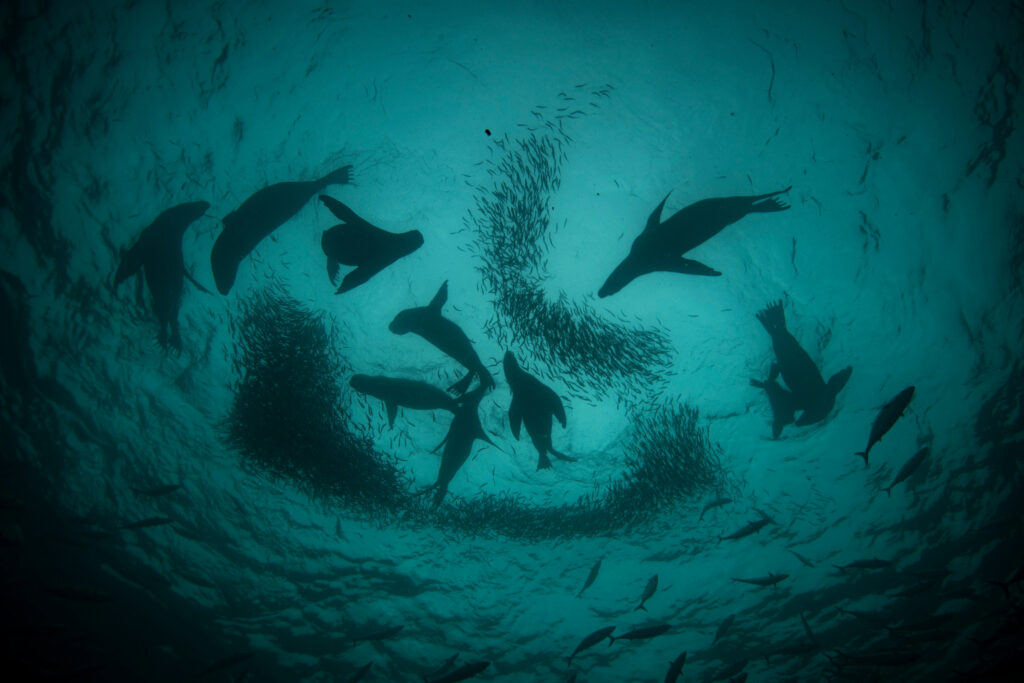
[388,281,494,396]
[114,201,210,351]
[754,300,851,435]
[599,186,791,297]
[318,195,423,294]
[348,374,458,427]
[503,351,575,470]
[426,383,495,508]
[210,165,351,294]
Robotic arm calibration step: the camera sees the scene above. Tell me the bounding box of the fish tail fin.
[607,636,616,647]
[634,604,646,612]
[856,451,869,467]
[885,485,893,497]
[833,565,845,574]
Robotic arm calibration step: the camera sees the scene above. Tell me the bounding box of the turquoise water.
[2,1,1023,681]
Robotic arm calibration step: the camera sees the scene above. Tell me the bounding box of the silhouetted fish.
[883,446,929,496]
[857,386,915,466]
[664,651,687,683]
[635,574,658,611]
[567,626,615,665]
[731,573,788,588]
[577,557,603,598]
[608,623,671,644]
[719,517,773,541]
[424,660,489,683]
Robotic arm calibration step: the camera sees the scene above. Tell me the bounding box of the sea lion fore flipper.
[642,192,672,235]
[318,195,365,225]
[672,258,721,277]
[428,281,448,311]
[184,271,211,294]
[327,255,340,284]
[336,263,385,294]
[827,366,853,396]
[509,398,523,439]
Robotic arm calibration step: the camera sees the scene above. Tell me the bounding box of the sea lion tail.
[324,165,353,186]
[756,301,785,334]
[537,453,553,470]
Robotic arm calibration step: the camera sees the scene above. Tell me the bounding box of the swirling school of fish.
[106,85,943,681]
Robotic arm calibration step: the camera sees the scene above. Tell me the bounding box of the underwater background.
[2,1,1023,681]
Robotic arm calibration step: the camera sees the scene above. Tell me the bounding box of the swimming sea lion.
[755,300,852,433]
[598,186,791,297]
[318,195,423,294]
[114,201,210,350]
[389,281,494,396]
[426,383,495,508]
[210,165,351,294]
[348,374,458,427]
[503,351,575,470]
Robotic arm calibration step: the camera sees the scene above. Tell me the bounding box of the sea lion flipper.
[336,264,384,294]
[327,256,340,285]
[385,401,397,428]
[672,258,721,277]
[447,371,472,396]
[318,195,363,224]
[509,399,523,439]
[827,366,853,396]
[114,243,145,287]
[550,446,576,462]
[184,270,211,294]
[642,192,672,234]
[428,281,448,311]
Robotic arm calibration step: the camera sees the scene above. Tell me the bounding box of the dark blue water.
[2,2,1023,681]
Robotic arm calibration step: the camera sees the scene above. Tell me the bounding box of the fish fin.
[327,256,340,285]
[385,401,397,428]
[184,270,211,294]
[856,451,869,467]
[509,399,523,439]
[318,194,363,224]
[607,636,616,646]
[833,565,845,573]
[428,280,448,311]
[885,486,892,497]
[447,372,473,396]
[635,605,646,612]
[769,362,781,381]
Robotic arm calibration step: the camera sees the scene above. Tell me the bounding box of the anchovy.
[834,559,893,572]
[608,623,671,644]
[635,574,658,611]
[883,446,929,495]
[664,651,687,683]
[719,517,773,541]
[699,497,733,521]
[567,626,615,665]
[576,557,602,598]
[731,573,788,588]
[856,386,915,466]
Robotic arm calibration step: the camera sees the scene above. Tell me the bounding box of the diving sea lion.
[503,351,575,470]
[115,201,210,351]
[598,186,791,297]
[755,300,852,433]
[750,363,797,439]
[389,281,494,396]
[426,383,494,508]
[348,374,458,427]
[318,195,423,294]
[210,165,352,294]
